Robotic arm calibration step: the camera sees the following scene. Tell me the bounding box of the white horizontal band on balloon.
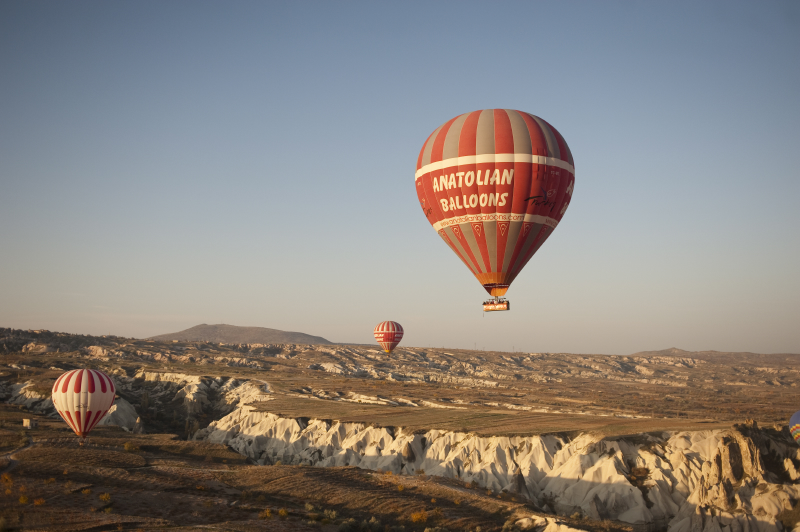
[414,154,575,181]
[432,213,559,232]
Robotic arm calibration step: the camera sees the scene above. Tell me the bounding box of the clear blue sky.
[1,1,798,355]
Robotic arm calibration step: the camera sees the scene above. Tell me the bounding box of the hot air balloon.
[51,369,116,441]
[790,411,800,445]
[415,109,575,311]
[374,321,404,354]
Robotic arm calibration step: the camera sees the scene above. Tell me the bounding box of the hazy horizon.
[1,1,798,355]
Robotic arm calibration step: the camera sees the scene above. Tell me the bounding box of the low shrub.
[259,509,272,519]
[82,488,92,495]
[397,485,404,492]
[123,442,140,452]
[338,518,357,531]
[18,495,28,505]
[99,493,112,502]
[34,498,45,506]
[278,508,288,519]
[410,510,428,523]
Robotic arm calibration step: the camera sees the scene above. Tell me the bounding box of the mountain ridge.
[146,323,332,345]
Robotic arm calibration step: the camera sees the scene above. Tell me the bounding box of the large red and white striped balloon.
[373,321,404,353]
[415,109,575,298]
[51,369,116,438]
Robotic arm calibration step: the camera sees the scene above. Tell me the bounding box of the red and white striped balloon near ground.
[373,321,404,354]
[51,369,116,439]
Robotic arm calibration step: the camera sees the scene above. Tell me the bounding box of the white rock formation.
[7,381,53,413]
[96,397,139,431]
[195,407,800,532]
[133,370,210,414]
[515,516,588,532]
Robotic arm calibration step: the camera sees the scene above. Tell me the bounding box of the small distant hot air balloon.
[51,369,116,441]
[374,321,404,354]
[790,411,800,444]
[415,109,575,311]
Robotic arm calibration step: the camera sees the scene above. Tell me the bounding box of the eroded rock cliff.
[195,407,800,532]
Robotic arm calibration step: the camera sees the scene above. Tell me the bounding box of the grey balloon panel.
[528,114,561,160]
[420,123,445,168]
[442,112,469,161]
[459,222,486,274]
[444,226,480,275]
[475,110,495,156]
[502,221,523,273]
[508,228,552,285]
[506,110,533,155]
[511,223,543,276]
[482,221,497,273]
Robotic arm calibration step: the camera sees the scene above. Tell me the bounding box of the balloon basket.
[483,298,510,312]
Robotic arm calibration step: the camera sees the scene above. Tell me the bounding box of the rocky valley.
[2,327,800,532]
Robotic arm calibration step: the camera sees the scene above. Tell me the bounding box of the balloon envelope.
[790,411,800,444]
[415,109,575,296]
[51,369,116,438]
[374,321,404,353]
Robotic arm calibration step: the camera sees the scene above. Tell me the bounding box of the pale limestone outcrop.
[133,370,209,414]
[96,397,139,431]
[7,381,54,414]
[195,409,800,532]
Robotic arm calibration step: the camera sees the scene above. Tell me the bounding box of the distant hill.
[630,347,800,362]
[147,324,332,345]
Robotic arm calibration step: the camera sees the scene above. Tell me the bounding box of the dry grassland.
[252,394,730,437]
[0,405,634,532]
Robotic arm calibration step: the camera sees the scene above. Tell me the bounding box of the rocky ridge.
[196,401,800,532]
[4,328,800,531]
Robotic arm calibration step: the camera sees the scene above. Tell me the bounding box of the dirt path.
[0,433,34,473]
